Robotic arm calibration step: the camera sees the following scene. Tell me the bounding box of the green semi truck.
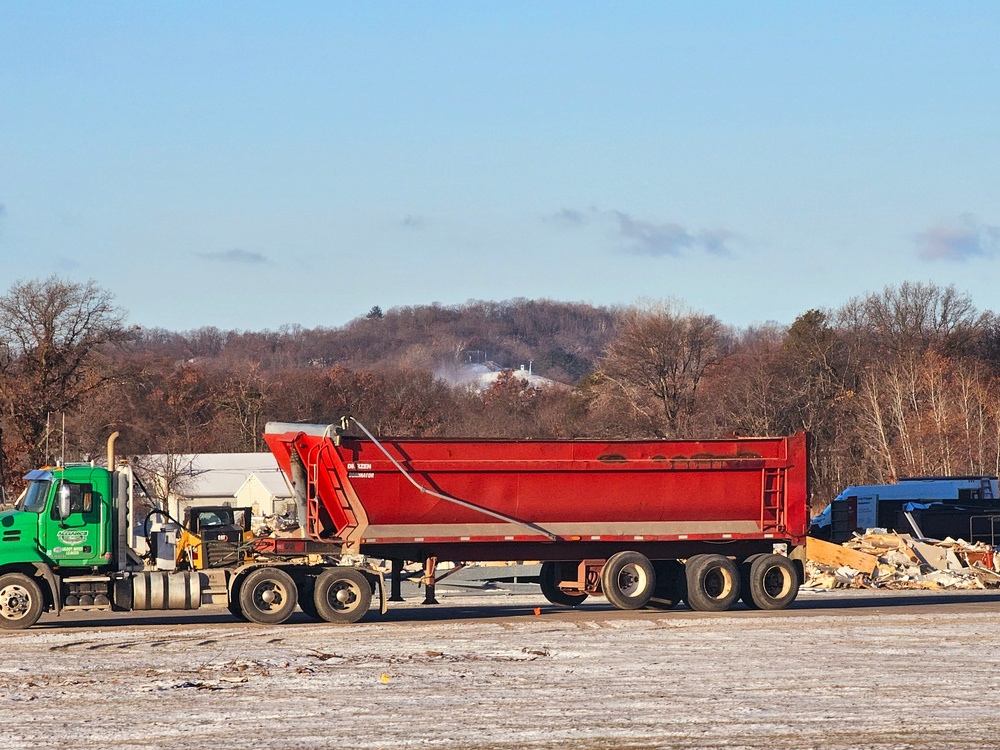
[0,422,810,629]
[0,433,380,629]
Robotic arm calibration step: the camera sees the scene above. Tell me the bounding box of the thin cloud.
[613,211,734,257]
[614,211,693,256]
[548,205,736,256]
[696,229,735,256]
[546,208,587,226]
[198,249,271,265]
[917,215,999,262]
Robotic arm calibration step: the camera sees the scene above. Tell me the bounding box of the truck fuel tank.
[131,571,201,610]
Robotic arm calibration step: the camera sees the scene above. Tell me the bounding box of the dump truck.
[0,421,809,629]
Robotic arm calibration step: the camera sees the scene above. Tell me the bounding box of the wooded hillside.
[2,276,998,510]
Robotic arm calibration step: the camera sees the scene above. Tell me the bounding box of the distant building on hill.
[451,361,567,392]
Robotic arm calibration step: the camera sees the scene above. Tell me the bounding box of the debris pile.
[805,531,1000,590]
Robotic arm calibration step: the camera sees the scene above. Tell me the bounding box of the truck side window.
[50,483,99,519]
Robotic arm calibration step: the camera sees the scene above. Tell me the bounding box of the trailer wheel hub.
[260,589,277,604]
[336,588,354,603]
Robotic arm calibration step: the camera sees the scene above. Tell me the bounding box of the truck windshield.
[17,480,51,514]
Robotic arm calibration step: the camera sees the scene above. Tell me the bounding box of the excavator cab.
[178,506,253,570]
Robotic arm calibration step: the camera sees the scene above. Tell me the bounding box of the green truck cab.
[0,465,116,628]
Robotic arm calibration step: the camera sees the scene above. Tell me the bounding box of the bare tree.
[217,363,269,451]
[0,276,133,473]
[599,301,728,437]
[839,281,988,355]
[131,453,204,522]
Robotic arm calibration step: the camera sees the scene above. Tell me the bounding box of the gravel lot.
[1,591,998,750]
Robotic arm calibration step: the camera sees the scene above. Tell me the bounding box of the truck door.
[40,480,109,568]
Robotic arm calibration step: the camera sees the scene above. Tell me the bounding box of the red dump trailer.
[263,419,810,614]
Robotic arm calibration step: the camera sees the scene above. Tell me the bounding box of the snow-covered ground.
[1,592,998,749]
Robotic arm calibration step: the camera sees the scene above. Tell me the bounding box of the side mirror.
[58,484,72,520]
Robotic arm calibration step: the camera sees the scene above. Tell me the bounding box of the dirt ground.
[1,591,999,750]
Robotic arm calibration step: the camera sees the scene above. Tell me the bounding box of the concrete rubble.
[805,530,1000,591]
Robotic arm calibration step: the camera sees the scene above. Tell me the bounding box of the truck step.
[61,605,113,612]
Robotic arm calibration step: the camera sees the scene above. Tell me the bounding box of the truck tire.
[227,577,248,621]
[601,551,656,610]
[745,554,799,610]
[0,573,44,630]
[739,553,766,609]
[539,561,588,607]
[684,554,740,612]
[649,560,685,609]
[313,568,372,624]
[239,567,298,625]
[295,575,322,620]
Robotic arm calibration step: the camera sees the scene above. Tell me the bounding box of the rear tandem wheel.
[238,567,299,625]
[539,561,588,607]
[744,554,799,610]
[312,568,372,624]
[684,554,740,612]
[601,551,656,610]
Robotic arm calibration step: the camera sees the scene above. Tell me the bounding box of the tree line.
[1,276,998,511]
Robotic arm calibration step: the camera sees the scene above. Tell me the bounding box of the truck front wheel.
[0,573,44,630]
[684,554,740,612]
[601,551,656,610]
[239,568,298,624]
[313,568,372,624]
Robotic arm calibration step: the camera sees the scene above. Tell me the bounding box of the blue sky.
[2,3,999,332]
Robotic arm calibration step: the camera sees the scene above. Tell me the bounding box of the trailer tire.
[539,561,588,607]
[0,573,44,630]
[239,567,298,625]
[601,551,656,610]
[739,554,766,609]
[649,560,685,609]
[684,554,740,612]
[746,554,799,610]
[313,568,372,624]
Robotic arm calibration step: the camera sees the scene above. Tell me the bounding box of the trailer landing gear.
[422,557,438,605]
